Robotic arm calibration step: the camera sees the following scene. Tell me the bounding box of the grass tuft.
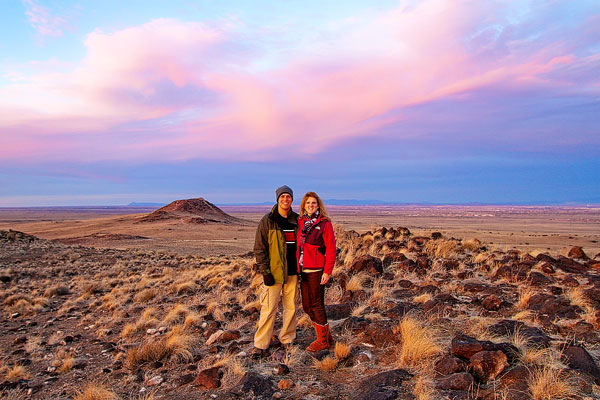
[528,366,580,400]
[313,355,338,371]
[395,314,443,369]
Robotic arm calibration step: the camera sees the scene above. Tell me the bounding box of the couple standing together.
[252,185,336,357]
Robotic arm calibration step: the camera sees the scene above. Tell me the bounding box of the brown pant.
[300,271,327,325]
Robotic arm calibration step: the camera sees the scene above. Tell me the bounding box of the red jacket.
[296,215,336,275]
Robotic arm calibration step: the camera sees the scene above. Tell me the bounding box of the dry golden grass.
[461,238,482,252]
[465,317,502,342]
[351,304,368,317]
[163,303,191,325]
[134,288,157,303]
[346,272,368,291]
[172,280,197,295]
[73,383,119,400]
[213,353,246,388]
[58,356,75,373]
[298,314,313,329]
[334,342,351,360]
[369,278,392,307]
[394,314,443,369]
[5,364,29,380]
[124,340,167,370]
[121,307,160,338]
[413,293,433,304]
[565,287,592,309]
[473,252,488,264]
[313,355,338,371]
[183,312,202,328]
[424,239,459,259]
[413,376,438,400]
[242,299,260,313]
[518,288,535,310]
[283,345,302,367]
[3,294,32,306]
[165,326,198,363]
[528,366,580,400]
[513,310,536,322]
[325,283,344,304]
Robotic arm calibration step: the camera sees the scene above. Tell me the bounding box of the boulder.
[194,366,222,389]
[556,256,587,274]
[382,252,407,268]
[481,294,502,311]
[434,355,467,376]
[436,372,474,391]
[469,350,508,383]
[233,372,274,398]
[354,369,413,400]
[350,255,384,275]
[489,320,551,348]
[527,271,553,286]
[561,344,600,384]
[325,303,353,320]
[497,365,531,400]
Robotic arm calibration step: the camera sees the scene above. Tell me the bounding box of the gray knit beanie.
[276,185,293,201]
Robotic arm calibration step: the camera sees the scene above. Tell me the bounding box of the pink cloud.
[1,2,598,163]
[22,0,68,37]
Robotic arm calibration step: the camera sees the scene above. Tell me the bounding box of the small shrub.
[334,342,351,360]
[73,383,119,400]
[313,355,338,371]
[528,366,580,400]
[395,315,443,368]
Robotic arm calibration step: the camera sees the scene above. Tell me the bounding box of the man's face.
[278,193,292,211]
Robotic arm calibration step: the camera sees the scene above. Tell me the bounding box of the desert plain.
[1,201,600,400]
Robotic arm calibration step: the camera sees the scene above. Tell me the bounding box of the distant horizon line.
[1,200,599,208]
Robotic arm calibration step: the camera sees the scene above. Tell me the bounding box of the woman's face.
[304,196,319,216]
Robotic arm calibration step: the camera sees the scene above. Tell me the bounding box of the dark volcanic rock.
[527,271,553,286]
[359,322,400,347]
[469,350,508,383]
[451,334,518,362]
[194,366,222,389]
[350,255,384,275]
[489,320,551,348]
[561,344,600,384]
[325,303,353,320]
[527,293,581,319]
[481,294,502,311]
[354,369,413,400]
[234,372,274,398]
[435,355,467,376]
[556,256,587,274]
[436,372,474,391]
[498,365,531,400]
[382,252,407,268]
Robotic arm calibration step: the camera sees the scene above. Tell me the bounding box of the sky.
[0,0,599,206]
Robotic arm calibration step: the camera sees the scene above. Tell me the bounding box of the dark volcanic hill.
[139,198,250,225]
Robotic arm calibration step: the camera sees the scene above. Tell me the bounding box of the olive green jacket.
[254,205,299,284]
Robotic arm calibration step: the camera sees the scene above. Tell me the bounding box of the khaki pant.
[253,275,299,349]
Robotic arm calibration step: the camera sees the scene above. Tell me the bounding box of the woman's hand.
[320,273,330,285]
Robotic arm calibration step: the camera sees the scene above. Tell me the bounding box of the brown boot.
[306,322,330,352]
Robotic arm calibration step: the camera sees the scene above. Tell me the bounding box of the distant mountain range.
[126,199,600,207]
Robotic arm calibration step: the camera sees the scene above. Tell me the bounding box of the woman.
[297,192,336,352]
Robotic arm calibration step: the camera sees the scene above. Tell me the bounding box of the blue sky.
[0,0,599,206]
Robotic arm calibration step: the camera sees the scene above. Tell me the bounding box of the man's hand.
[320,273,330,285]
[263,273,275,286]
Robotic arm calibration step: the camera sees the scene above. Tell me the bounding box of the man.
[252,185,299,356]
